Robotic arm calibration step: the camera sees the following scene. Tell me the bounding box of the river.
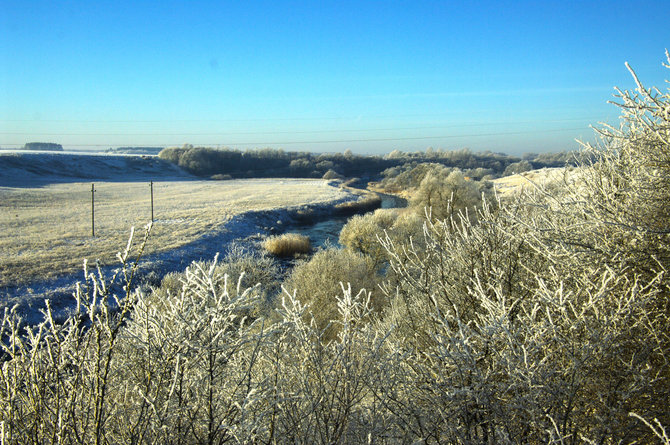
[288,193,407,250]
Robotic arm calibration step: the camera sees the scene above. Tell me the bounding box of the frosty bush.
[0,225,152,444]
[110,256,272,443]
[571,56,670,283]
[376,53,670,442]
[153,244,281,316]
[0,237,400,443]
[322,168,344,179]
[410,168,485,221]
[334,193,382,215]
[282,247,383,341]
[339,209,397,267]
[261,286,403,442]
[339,208,425,273]
[502,159,533,176]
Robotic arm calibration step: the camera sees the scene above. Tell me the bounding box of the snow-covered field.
[0,152,356,322]
[0,150,189,186]
[492,167,568,197]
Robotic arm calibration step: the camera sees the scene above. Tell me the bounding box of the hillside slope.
[0,152,193,187]
[492,167,568,197]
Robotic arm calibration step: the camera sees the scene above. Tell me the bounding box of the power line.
[0,114,601,124]
[212,127,588,145]
[0,126,588,147]
[0,118,595,137]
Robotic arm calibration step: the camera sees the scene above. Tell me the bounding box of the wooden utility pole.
[150,180,154,222]
[91,183,96,237]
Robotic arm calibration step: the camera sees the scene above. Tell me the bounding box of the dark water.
[290,194,407,250]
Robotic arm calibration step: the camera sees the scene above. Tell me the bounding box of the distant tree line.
[159,144,580,180]
[23,142,63,151]
[105,146,164,155]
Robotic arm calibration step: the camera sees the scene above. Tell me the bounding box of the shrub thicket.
[322,168,344,179]
[502,159,533,176]
[410,168,487,221]
[154,245,282,317]
[333,193,382,215]
[282,247,382,340]
[339,208,423,270]
[375,54,670,442]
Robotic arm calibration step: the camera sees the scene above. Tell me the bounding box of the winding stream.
[288,193,407,250]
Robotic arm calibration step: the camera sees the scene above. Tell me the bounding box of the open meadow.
[0,178,352,289]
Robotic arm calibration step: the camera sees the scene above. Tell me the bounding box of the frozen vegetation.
[1,55,669,443]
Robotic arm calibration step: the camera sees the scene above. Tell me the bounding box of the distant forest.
[106,146,164,155]
[159,145,579,181]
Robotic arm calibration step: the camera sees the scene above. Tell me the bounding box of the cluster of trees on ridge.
[23,142,64,151]
[1,54,669,443]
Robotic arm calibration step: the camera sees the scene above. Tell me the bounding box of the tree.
[410,168,483,220]
[502,160,532,176]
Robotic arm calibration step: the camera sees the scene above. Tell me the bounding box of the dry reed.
[263,233,311,257]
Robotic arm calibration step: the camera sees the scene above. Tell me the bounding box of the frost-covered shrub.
[380,198,540,344]
[569,61,670,284]
[211,245,282,316]
[334,193,382,215]
[376,54,670,442]
[379,193,668,441]
[154,270,184,296]
[379,162,452,192]
[502,159,533,176]
[322,168,343,179]
[152,245,281,316]
[339,208,423,270]
[264,286,404,442]
[0,237,401,443]
[0,226,152,444]
[339,209,397,267]
[113,257,272,444]
[282,247,382,340]
[377,259,667,442]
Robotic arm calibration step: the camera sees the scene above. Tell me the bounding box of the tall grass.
[263,233,311,257]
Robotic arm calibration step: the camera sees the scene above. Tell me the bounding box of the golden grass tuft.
[263,233,311,257]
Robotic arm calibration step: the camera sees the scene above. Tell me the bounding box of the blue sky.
[1,1,668,155]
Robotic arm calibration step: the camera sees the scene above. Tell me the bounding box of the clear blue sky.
[1,0,668,155]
